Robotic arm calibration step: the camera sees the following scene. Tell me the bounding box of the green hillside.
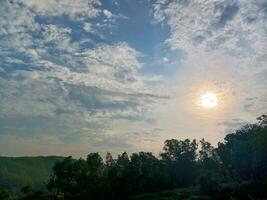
[0,156,64,190]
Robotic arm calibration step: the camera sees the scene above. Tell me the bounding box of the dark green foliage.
[214,115,267,199]
[0,188,10,200]
[199,174,219,195]
[160,139,199,188]
[129,187,212,200]
[2,114,267,200]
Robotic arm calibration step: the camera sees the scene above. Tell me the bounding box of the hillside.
[0,156,64,190]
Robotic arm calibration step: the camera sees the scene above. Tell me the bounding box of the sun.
[200,92,218,108]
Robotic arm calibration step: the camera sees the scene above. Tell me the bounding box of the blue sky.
[0,0,266,157]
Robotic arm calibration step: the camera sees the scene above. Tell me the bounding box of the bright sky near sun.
[0,0,266,157]
[200,92,218,108]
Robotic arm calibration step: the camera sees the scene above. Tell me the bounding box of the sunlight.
[200,92,218,108]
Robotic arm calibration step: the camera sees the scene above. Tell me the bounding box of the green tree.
[160,139,198,187]
[0,188,10,200]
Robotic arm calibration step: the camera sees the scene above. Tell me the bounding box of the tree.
[160,139,198,187]
[217,125,256,181]
[0,188,10,200]
[161,139,198,162]
[105,152,115,167]
[86,153,104,176]
[42,113,267,200]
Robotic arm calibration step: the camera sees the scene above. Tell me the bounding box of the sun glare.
[200,92,218,108]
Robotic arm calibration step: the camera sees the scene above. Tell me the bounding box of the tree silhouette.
[10,113,267,200]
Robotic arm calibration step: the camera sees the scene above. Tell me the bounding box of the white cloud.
[22,0,101,19]
[151,0,267,140]
[153,0,266,59]
[83,22,93,32]
[103,9,113,18]
[0,0,168,155]
[3,0,265,155]
[41,24,72,43]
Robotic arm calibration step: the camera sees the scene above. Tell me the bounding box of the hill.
[0,156,64,190]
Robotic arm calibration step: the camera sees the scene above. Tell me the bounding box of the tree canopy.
[1,114,267,200]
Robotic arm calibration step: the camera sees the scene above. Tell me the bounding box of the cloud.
[83,22,93,32]
[22,0,101,19]
[153,0,267,59]
[103,9,113,18]
[217,118,248,133]
[150,0,267,142]
[0,0,169,155]
[1,0,265,155]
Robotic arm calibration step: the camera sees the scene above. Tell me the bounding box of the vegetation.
[0,114,266,200]
[0,156,64,190]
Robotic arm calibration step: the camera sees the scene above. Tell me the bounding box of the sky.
[0,0,266,157]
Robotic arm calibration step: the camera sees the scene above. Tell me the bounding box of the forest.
[0,114,266,200]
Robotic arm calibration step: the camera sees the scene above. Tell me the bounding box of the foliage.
[0,188,10,200]
[1,114,267,200]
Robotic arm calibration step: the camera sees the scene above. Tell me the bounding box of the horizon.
[0,0,266,158]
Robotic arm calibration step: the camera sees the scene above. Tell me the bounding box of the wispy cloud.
[0,0,168,156]
[0,0,266,156]
[153,0,266,59]
[151,0,267,140]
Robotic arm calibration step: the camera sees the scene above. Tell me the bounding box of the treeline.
[1,114,267,200]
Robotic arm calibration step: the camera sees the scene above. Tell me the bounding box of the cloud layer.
[151,0,267,141]
[0,0,266,156]
[0,0,168,156]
